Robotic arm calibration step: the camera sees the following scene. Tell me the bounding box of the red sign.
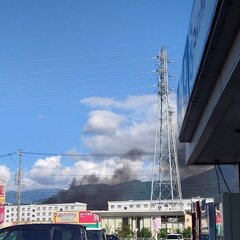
[0,205,4,224]
[79,211,100,223]
[0,184,5,204]
[0,185,4,196]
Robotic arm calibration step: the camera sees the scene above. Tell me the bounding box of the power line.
[0,58,150,77]
[0,72,151,97]
[21,151,154,158]
[0,152,17,158]
[1,66,151,85]
[0,86,152,110]
[0,47,159,65]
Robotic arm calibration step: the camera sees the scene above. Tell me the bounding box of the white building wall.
[3,202,86,225]
[108,198,213,212]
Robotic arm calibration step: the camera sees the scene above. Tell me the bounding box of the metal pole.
[16,149,22,225]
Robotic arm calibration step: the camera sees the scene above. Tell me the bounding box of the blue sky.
[0,0,193,191]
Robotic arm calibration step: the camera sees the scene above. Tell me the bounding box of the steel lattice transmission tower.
[150,47,182,210]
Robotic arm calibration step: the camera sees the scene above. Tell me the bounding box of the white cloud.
[37,114,47,119]
[21,155,152,190]
[0,165,11,184]
[19,94,183,190]
[81,95,158,154]
[84,110,126,134]
[80,94,157,110]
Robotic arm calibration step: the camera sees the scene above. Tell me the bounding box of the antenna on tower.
[150,47,182,210]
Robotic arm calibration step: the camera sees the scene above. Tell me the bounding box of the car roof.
[167,234,183,236]
[86,227,104,230]
[1,223,86,230]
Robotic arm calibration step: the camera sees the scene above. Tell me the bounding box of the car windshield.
[106,235,119,240]
[0,225,84,240]
[87,230,105,240]
[166,234,183,239]
[0,227,51,240]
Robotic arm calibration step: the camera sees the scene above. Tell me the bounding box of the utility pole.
[150,47,182,210]
[16,149,22,224]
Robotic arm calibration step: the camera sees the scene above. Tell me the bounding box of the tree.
[137,227,151,238]
[158,228,168,239]
[182,227,191,238]
[116,224,133,237]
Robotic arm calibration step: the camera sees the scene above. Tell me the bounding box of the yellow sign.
[53,211,79,223]
[0,184,5,204]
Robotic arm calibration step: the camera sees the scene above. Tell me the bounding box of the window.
[124,207,127,210]
[32,215,35,217]
[11,208,14,211]
[37,213,40,216]
[32,209,35,212]
[43,212,46,216]
[71,206,74,210]
[37,218,40,221]
[37,207,40,211]
[6,210,9,213]
[110,205,114,209]
[130,205,133,208]
[43,207,46,210]
[21,208,25,211]
[11,213,14,217]
[117,205,121,209]
[136,204,140,208]
[27,208,30,211]
[27,213,30,216]
[65,206,68,210]
[22,213,25,216]
[48,218,52,221]
[144,204,148,208]
[42,218,46,221]
[54,207,58,210]
[49,212,52,216]
[49,207,52,210]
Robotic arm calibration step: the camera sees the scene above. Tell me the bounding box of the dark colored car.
[86,228,107,240]
[0,223,87,240]
[106,234,119,240]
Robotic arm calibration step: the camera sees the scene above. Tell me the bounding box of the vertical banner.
[151,217,161,239]
[0,184,5,204]
[0,205,4,224]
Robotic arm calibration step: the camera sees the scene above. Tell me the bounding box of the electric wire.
[21,151,154,158]
[1,65,151,86]
[0,58,150,77]
[0,47,159,65]
[0,71,151,97]
[0,86,152,110]
[0,152,17,158]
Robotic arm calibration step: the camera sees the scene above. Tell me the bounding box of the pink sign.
[0,205,4,224]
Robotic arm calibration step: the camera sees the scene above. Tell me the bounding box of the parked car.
[86,227,107,240]
[166,233,184,239]
[0,223,87,240]
[106,234,119,240]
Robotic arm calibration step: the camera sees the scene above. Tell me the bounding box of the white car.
[166,233,184,239]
